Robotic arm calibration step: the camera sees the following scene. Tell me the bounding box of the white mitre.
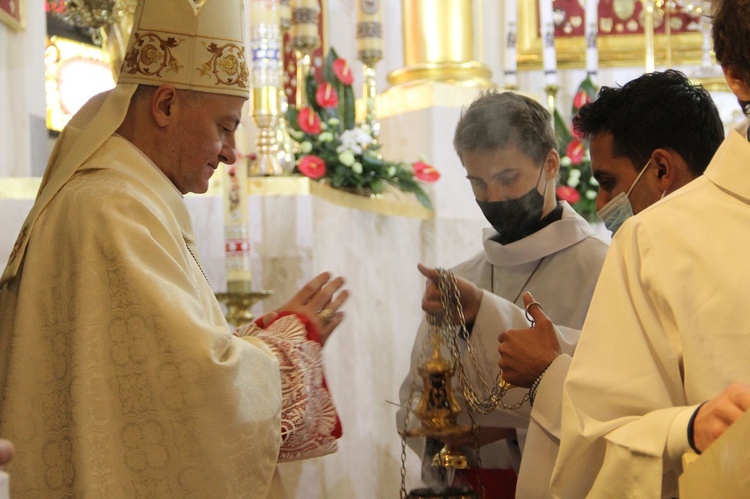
[118,0,249,97]
[1,0,250,286]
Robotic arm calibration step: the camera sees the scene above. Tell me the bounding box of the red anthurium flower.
[316,83,339,108]
[557,185,581,204]
[297,107,322,135]
[566,139,586,165]
[573,90,592,110]
[298,155,327,179]
[333,58,354,85]
[413,161,441,183]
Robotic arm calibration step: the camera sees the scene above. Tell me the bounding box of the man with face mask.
[551,19,750,496]
[397,91,609,498]
[582,70,724,235]
[494,70,724,498]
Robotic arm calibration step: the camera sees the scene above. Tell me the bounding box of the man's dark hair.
[453,91,558,166]
[713,0,750,86]
[573,70,724,177]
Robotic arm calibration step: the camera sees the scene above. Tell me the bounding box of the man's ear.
[723,65,750,101]
[544,148,560,180]
[151,85,178,127]
[651,148,683,194]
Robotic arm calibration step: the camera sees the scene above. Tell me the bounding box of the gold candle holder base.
[215,290,274,326]
[360,49,382,146]
[544,84,559,116]
[250,113,283,176]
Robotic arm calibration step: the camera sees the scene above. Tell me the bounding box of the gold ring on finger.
[317,307,335,324]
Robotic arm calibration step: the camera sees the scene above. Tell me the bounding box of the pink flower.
[333,58,354,85]
[573,90,592,110]
[557,185,580,204]
[413,161,441,183]
[315,83,339,108]
[298,155,327,179]
[566,139,586,165]
[297,107,322,135]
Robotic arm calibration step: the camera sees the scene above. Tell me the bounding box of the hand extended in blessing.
[498,292,561,388]
[418,263,483,324]
[258,272,349,346]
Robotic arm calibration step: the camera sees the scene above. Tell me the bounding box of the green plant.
[285,48,439,209]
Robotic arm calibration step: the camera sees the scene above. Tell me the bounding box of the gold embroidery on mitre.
[9,225,28,264]
[123,32,184,78]
[198,42,249,88]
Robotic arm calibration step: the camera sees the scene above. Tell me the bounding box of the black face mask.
[477,169,547,244]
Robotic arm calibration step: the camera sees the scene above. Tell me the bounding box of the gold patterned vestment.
[0,135,339,498]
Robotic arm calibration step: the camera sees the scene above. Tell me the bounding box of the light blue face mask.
[597,159,652,234]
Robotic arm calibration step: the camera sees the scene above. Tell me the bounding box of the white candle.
[223,161,252,285]
[503,0,518,88]
[251,0,278,26]
[585,0,599,77]
[291,0,320,42]
[356,0,383,57]
[539,0,558,86]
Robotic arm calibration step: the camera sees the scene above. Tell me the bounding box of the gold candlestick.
[544,84,559,117]
[359,50,382,145]
[291,3,321,108]
[215,290,274,326]
[277,1,296,174]
[250,1,284,176]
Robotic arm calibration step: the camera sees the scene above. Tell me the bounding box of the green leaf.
[306,73,322,114]
[323,48,338,84]
[343,85,355,130]
[285,106,300,130]
[554,108,572,153]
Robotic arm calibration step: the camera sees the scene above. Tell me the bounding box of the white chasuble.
[0,136,337,498]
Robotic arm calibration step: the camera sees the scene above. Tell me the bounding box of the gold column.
[641,0,656,73]
[387,0,493,87]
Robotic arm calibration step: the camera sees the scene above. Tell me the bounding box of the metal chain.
[399,334,431,498]
[433,269,529,414]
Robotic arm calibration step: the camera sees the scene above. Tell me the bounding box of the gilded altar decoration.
[555,76,598,221]
[517,1,703,68]
[286,48,440,209]
[1,0,24,30]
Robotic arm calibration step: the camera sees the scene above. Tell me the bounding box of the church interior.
[0,0,745,497]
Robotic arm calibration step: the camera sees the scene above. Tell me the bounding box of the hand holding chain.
[432,268,528,413]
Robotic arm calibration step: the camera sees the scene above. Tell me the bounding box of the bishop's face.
[164,92,245,194]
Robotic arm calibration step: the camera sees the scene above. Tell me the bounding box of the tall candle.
[251,0,281,89]
[538,0,558,86]
[585,0,599,77]
[291,0,320,43]
[251,0,278,26]
[503,0,518,88]
[279,0,292,31]
[357,0,383,58]
[222,161,252,287]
